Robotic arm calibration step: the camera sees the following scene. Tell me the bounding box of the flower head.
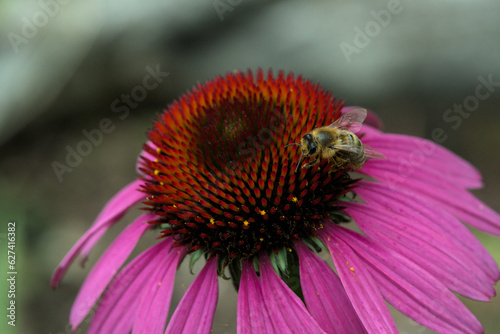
[141,70,355,264]
[52,70,500,333]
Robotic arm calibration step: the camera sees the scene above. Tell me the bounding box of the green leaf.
[303,236,328,254]
[228,260,242,291]
[189,249,204,274]
[276,247,289,276]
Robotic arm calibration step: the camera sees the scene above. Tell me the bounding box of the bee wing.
[332,143,386,160]
[329,108,367,133]
[331,144,365,155]
[363,144,386,160]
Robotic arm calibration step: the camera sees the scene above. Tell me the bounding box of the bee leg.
[302,158,319,169]
[328,156,348,173]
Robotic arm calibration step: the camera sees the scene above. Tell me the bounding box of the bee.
[287,108,386,172]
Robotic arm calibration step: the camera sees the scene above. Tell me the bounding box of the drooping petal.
[344,201,496,300]
[133,248,183,334]
[295,242,366,334]
[51,222,109,289]
[237,261,276,334]
[336,227,483,334]
[258,255,327,334]
[80,179,148,260]
[165,258,219,334]
[360,127,482,189]
[87,239,178,334]
[321,224,398,334]
[51,179,147,288]
[70,213,153,328]
[355,181,500,282]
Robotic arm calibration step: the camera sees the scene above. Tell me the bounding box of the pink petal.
[336,227,483,334]
[237,261,276,334]
[165,258,219,334]
[87,239,178,333]
[370,171,500,236]
[295,242,366,334]
[356,131,500,236]
[70,213,153,328]
[133,248,184,334]
[360,127,482,189]
[321,224,398,334]
[361,158,480,192]
[51,222,108,289]
[136,140,157,175]
[258,255,327,333]
[80,179,148,259]
[344,201,496,300]
[51,179,147,288]
[355,181,500,281]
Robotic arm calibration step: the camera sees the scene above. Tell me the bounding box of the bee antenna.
[285,143,304,173]
[295,150,304,173]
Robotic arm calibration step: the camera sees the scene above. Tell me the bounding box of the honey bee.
[287,108,386,172]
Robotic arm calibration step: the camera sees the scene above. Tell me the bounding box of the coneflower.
[52,69,500,333]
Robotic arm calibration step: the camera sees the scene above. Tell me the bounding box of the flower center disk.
[140,70,353,262]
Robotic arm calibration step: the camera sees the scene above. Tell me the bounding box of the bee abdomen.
[344,133,366,168]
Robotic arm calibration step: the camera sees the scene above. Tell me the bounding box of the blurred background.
[1,0,499,333]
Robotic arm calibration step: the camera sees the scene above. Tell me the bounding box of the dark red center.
[139,70,355,262]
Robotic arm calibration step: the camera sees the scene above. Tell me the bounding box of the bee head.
[301,134,317,157]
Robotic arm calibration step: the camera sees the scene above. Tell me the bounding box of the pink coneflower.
[52,70,499,333]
